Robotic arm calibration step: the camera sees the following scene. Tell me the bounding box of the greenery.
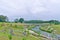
[8,34,12,40]
[0,15,60,25]
[51,25,60,34]
[0,15,60,40]
[40,26,54,33]
[0,23,43,40]
[24,20,60,25]
[0,15,8,22]
[14,19,19,23]
[19,18,24,23]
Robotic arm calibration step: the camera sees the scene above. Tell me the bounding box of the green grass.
[40,24,60,34]
[0,23,43,40]
[0,23,60,40]
[0,29,42,40]
[51,25,60,34]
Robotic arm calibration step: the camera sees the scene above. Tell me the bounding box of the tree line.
[0,15,60,24]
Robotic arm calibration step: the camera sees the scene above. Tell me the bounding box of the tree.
[49,20,60,25]
[0,15,8,22]
[14,19,18,23]
[24,20,44,23]
[19,18,24,23]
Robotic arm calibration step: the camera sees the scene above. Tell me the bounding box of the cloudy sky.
[0,0,60,21]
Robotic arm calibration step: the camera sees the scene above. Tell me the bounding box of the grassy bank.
[0,22,43,40]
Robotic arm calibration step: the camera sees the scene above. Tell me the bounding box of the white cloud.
[49,0,60,3]
[0,0,48,14]
[0,0,60,20]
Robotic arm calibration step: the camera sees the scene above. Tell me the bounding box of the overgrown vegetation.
[0,15,60,40]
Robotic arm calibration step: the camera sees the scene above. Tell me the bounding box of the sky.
[0,0,60,21]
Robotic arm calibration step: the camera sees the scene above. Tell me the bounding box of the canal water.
[31,26,60,40]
